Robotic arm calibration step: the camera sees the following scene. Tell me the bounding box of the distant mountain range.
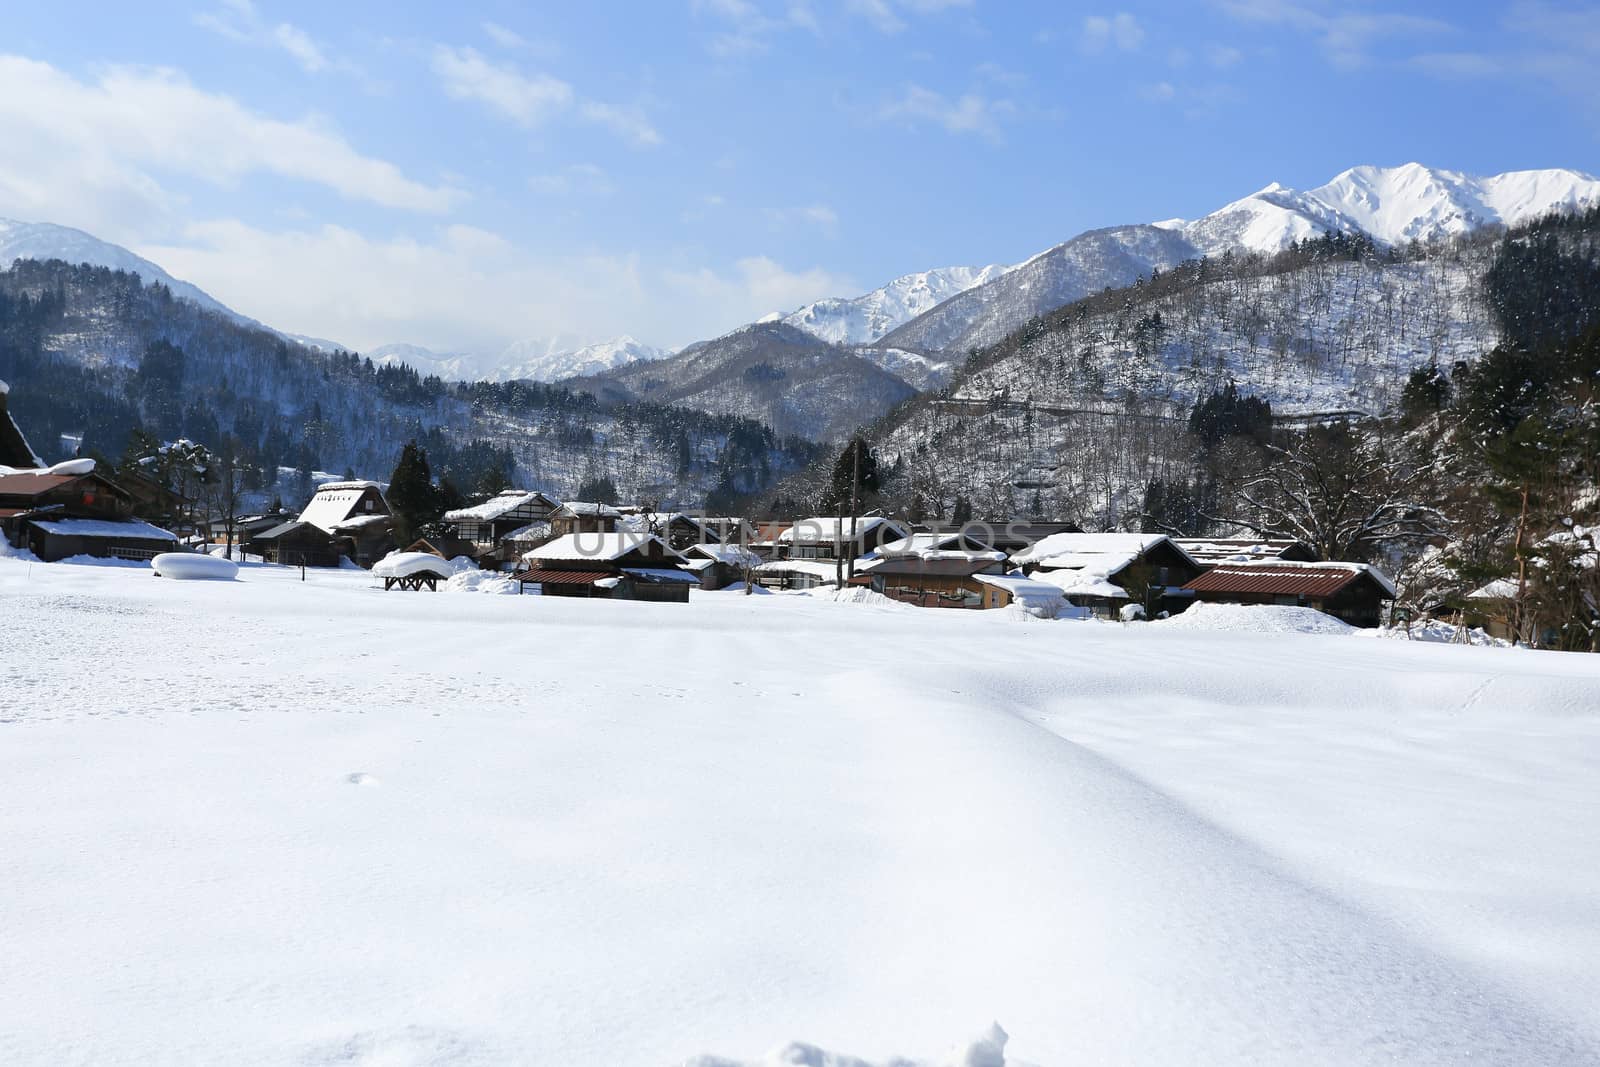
[368,336,671,384]
[5,163,1598,432]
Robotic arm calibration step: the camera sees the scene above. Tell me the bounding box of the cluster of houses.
[2,381,1398,623]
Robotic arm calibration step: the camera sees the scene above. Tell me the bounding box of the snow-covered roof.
[972,572,1069,605]
[1011,532,1189,570]
[874,530,995,557]
[0,457,97,479]
[372,551,461,579]
[443,490,555,523]
[686,542,763,567]
[752,559,847,581]
[522,531,683,563]
[776,516,906,544]
[27,517,177,541]
[503,521,552,542]
[329,513,391,532]
[1466,578,1519,601]
[557,501,622,518]
[1028,568,1130,600]
[297,483,387,533]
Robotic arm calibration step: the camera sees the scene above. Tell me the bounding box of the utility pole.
[846,439,861,582]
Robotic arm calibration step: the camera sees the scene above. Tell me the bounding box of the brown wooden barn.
[1182,562,1396,627]
[514,531,693,602]
[0,465,179,561]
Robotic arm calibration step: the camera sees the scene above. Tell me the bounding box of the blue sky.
[2,1,1596,354]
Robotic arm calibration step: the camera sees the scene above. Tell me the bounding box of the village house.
[0,461,179,562]
[253,480,395,568]
[681,542,764,590]
[619,510,733,552]
[549,501,622,538]
[773,516,909,561]
[856,531,1017,609]
[971,521,1084,556]
[1182,560,1396,627]
[1011,532,1202,618]
[516,530,695,602]
[442,489,561,568]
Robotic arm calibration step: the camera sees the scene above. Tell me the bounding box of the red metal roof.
[512,568,615,585]
[1183,564,1383,599]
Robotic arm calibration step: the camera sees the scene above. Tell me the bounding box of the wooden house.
[1012,533,1202,617]
[442,490,560,566]
[773,516,908,561]
[258,480,395,567]
[515,531,694,602]
[1182,561,1395,627]
[682,542,764,590]
[549,501,621,538]
[0,463,179,561]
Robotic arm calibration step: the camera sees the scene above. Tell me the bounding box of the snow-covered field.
[3,557,1599,1066]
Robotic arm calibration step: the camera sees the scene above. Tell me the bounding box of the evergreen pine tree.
[387,440,441,546]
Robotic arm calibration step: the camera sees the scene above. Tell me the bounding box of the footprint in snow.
[346,772,380,786]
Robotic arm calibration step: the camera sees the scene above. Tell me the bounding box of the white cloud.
[1082,13,1144,53]
[662,256,857,331]
[768,203,840,236]
[194,0,332,73]
[431,46,573,126]
[877,84,1014,141]
[1139,81,1177,101]
[692,0,822,56]
[1207,44,1244,68]
[0,54,458,241]
[1218,0,1449,68]
[431,46,660,146]
[138,219,854,353]
[579,101,664,147]
[481,21,526,49]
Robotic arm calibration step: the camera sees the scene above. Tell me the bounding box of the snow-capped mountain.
[879,224,1199,355]
[0,217,232,317]
[371,336,670,383]
[783,263,1012,345]
[505,335,669,383]
[1180,164,1600,255]
[883,164,1600,356]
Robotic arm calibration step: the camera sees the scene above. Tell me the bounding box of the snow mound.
[813,586,913,609]
[370,552,472,579]
[1359,620,1509,646]
[444,569,519,595]
[1156,602,1354,635]
[689,1023,1006,1067]
[151,553,238,581]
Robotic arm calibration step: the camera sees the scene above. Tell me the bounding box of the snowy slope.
[0,217,232,316]
[3,559,1599,1064]
[783,263,1011,345]
[880,225,1197,355]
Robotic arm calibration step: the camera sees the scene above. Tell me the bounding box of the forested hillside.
[0,260,817,509]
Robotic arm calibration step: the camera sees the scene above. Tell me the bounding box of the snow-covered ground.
[2,557,1599,1066]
